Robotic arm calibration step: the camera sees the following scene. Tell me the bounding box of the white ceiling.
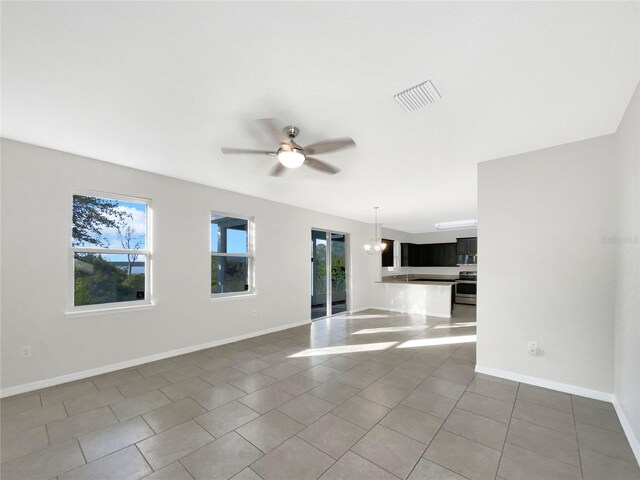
[2,1,638,233]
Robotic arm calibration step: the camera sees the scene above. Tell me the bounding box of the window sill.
[209,292,256,303]
[65,303,155,318]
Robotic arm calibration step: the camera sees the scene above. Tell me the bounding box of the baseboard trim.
[475,365,613,402]
[612,396,640,466]
[0,319,311,398]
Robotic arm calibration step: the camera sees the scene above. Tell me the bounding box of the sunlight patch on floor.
[342,314,395,320]
[352,326,428,335]
[433,322,477,329]
[396,335,477,349]
[288,342,397,357]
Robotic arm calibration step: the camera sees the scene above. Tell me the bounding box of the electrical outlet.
[528,341,539,356]
[20,346,31,358]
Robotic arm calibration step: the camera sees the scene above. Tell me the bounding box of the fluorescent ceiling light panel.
[435,219,478,230]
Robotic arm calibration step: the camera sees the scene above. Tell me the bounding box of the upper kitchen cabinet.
[381,239,394,267]
[425,243,457,267]
[401,242,457,267]
[457,236,478,265]
[401,243,418,266]
[419,243,435,266]
[434,243,458,266]
[456,237,477,255]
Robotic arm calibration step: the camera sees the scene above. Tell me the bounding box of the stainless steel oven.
[455,271,477,305]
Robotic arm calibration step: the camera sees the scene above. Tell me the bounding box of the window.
[381,238,395,269]
[70,192,150,310]
[211,213,253,297]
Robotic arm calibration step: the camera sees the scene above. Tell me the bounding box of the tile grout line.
[247,465,266,480]
[462,383,518,404]
[288,435,341,479]
[232,421,282,458]
[133,443,156,477]
[176,457,198,480]
[346,448,404,479]
[403,343,477,480]
[510,398,580,435]
[149,419,217,470]
[501,435,586,472]
[572,396,585,479]
[106,403,120,424]
[494,381,520,479]
[75,436,89,467]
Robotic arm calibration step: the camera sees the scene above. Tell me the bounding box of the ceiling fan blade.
[305,157,340,175]
[257,118,287,144]
[269,162,286,177]
[304,137,356,155]
[221,147,274,155]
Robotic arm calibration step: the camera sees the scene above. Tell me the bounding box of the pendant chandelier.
[364,207,387,254]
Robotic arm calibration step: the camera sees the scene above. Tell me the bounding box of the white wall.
[380,227,478,277]
[613,83,640,459]
[477,134,617,394]
[0,139,380,393]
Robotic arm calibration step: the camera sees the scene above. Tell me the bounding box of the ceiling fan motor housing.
[283,125,299,139]
[277,143,304,155]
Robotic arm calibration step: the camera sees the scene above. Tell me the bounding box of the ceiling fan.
[221,118,356,176]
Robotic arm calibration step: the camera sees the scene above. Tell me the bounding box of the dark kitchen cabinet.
[436,243,458,266]
[402,242,457,266]
[426,243,457,267]
[401,243,419,266]
[381,239,394,267]
[418,244,435,267]
[456,237,477,255]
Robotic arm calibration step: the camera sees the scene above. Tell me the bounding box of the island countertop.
[375,279,456,286]
[373,275,456,318]
[376,274,458,286]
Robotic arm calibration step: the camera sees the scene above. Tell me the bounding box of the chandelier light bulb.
[363,206,386,255]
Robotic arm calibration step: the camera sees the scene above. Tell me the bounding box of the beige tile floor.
[1,306,638,480]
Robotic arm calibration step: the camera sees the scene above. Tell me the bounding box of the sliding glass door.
[330,233,347,315]
[311,230,328,320]
[311,229,349,320]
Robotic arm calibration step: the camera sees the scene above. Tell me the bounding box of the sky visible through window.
[72,195,147,250]
[210,224,247,254]
[103,200,146,249]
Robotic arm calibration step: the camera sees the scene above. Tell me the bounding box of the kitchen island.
[373,274,456,318]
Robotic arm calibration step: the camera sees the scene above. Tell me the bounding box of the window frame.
[210,211,255,299]
[67,189,153,314]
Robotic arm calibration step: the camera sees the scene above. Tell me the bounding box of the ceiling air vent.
[394,80,442,112]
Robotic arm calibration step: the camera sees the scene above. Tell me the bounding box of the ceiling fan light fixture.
[221,120,353,176]
[277,149,305,168]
